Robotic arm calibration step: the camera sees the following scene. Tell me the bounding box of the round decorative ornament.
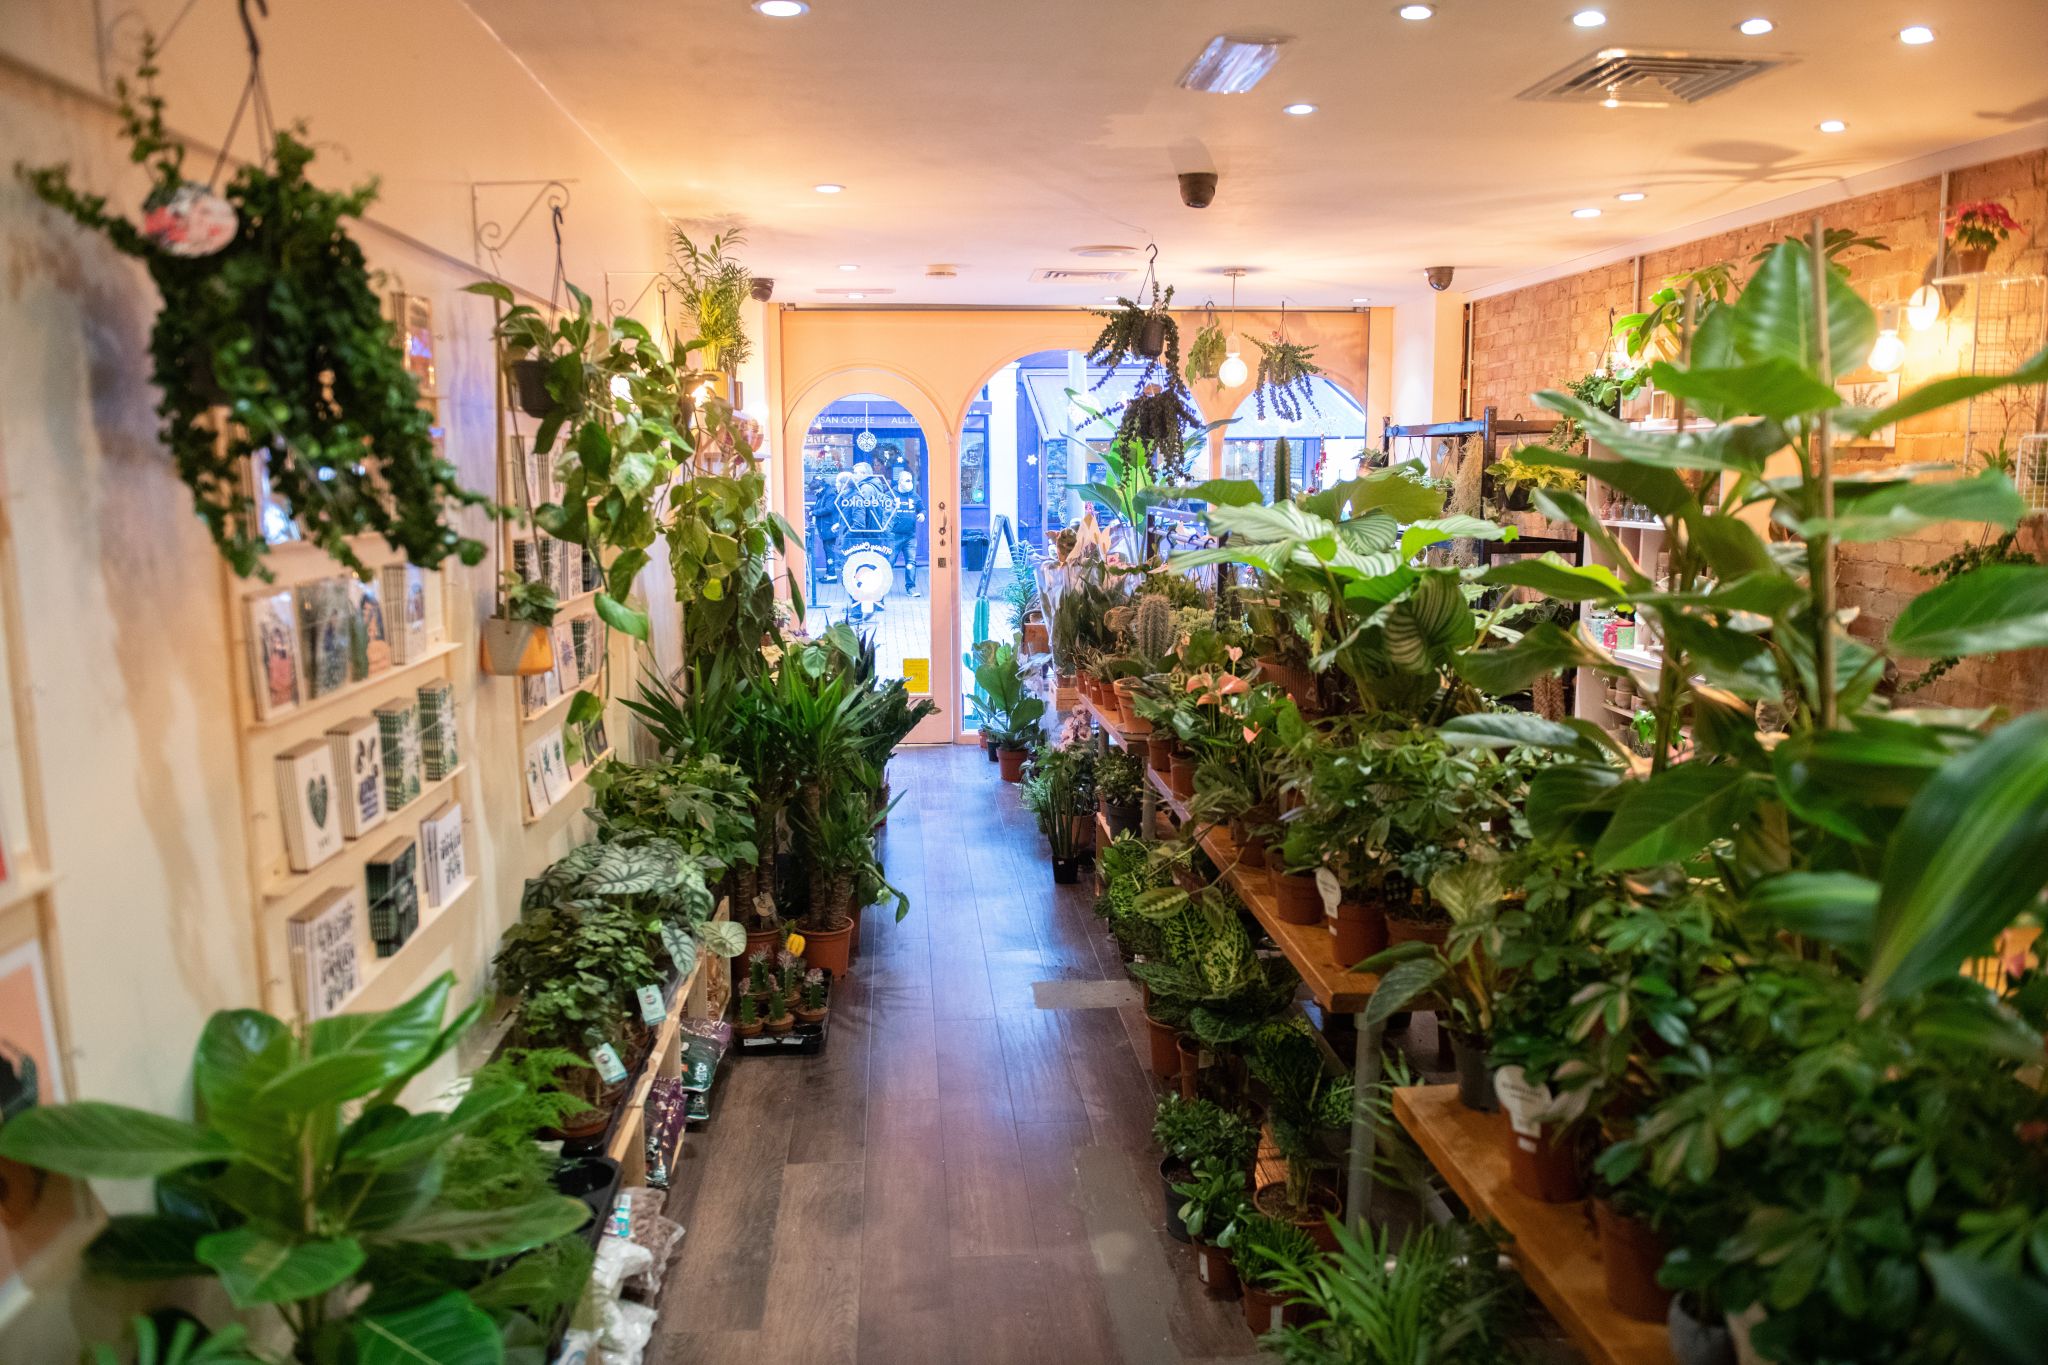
[855,429,878,454]
[841,546,893,605]
[142,181,238,257]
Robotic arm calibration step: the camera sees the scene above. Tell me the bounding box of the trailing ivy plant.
[1184,317,1227,386]
[1251,335,1322,421]
[18,44,498,581]
[0,975,587,1364]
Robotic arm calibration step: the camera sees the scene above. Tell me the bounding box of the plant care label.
[660,922,696,974]
[1493,1064,1587,1140]
[1314,866,1342,920]
[637,983,666,1025]
[591,1043,628,1086]
[608,1196,632,1239]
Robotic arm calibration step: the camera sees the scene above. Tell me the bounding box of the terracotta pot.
[1232,823,1269,869]
[1386,915,1448,950]
[794,1005,828,1025]
[1144,1012,1181,1080]
[1331,898,1387,967]
[802,914,857,977]
[1243,1282,1303,1336]
[1176,1035,1202,1100]
[1120,702,1153,736]
[999,746,1028,782]
[737,1018,763,1039]
[1192,1239,1240,1300]
[765,1013,795,1036]
[1070,812,1096,852]
[1505,1117,1584,1204]
[1450,1032,1497,1113]
[1023,620,1050,654]
[1951,245,1990,275]
[1168,752,1196,799]
[1255,1181,1343,1252]
[1272,870,1324,926]
[1161,1157,1192,1243]
[1597,1198,1673,1322]
[1257,655,1308,702]
[1146,732,1175,773]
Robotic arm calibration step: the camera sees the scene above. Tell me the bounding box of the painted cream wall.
[1390,290,1469,426]
[0,0,674,1351]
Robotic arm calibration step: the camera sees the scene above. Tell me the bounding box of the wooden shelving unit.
[605,947,714,1188]
[1394,1085,1676,1365]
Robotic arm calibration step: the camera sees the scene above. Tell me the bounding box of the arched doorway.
[1219,375,1369,500]
[800,393,936,689]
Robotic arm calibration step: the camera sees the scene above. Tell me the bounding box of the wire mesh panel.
[1954,273,2047,467]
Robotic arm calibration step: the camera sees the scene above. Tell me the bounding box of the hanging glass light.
[1220,269,1249,388]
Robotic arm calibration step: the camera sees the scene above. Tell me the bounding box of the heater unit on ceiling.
[1030,268,1133,284]
[1518,47,1792,108]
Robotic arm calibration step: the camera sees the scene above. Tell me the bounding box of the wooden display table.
[1393,1085,1676,1365]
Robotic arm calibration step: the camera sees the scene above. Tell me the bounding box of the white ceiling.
[464,0,2048,307]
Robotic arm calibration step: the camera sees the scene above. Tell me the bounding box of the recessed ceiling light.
[1102,294,1120,302]
[1602,96,1621,108]
[844,292,866,300]
[1178,35,1288,93]
[1397,3,1434,18]
[813,183,844,193]
[1282,102,1318,116]
[838,263,859,272]
[1352,296,1372,304]
[1072,244,1139,257]
[1616,191,1646,201]
[1898,24,1934,44]
[1573,207,1602,218]
[1737,16,1773,35]
[1817,119,1847,133]
[1571,9,1607,28]
[751,0,808,16]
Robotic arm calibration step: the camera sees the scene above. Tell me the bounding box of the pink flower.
[1242,725,1261,744]
[1227,645,1243,662]
[1185,673,1210,694]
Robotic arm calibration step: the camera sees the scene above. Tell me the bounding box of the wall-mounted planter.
[480,617,555,676]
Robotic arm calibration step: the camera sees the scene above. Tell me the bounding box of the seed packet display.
[381,563,430,664]
[553,624,578,691]
[541,729,572,804]
[373,699,423,813]
[523,733,553,817]
[583,547,603,594]
[512,537,540,586]
[274,739,344,872]
[348,576,391,680]
[296,577,354,700]
[537,539,559,597]
[364,837,419,956]
[288,887,362,1020]
[419,801,465,907]
[245,590,303,720]
[325,715,386,840]
[582,716,611,764]
[416,679,460,780]
[572,617,597,676]
[521,673,550,718]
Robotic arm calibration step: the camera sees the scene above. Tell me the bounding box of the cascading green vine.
[19,43,498,581]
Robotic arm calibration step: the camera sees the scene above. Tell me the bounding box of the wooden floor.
[650,744,1267,1365]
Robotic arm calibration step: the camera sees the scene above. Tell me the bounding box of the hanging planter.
[1251,307,1324,422]
[508,357,556,418]
[1184,310,1227,385]
[480,575,560,676]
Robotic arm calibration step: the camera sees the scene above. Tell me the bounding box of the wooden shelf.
[262,764,470,904]
[1598,519,1664,531]
[1080,695,1153,751]
[1393,1085,1675,1365]
[1147,768,1377,1014]
[0,866,58,921]
[245,640,463,733]
[321,872,479,1019]
[521,681,589,728]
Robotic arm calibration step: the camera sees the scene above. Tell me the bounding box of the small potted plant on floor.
[1097,747,1146,838]
[1227,1212,1319,1335]
[794,969,830,1024]
[1153,1095,1260,1244]
[1173,1160,1250,1300]
[736,993,763,1039]
[747,953,775,1012]
[763,986,793,1036]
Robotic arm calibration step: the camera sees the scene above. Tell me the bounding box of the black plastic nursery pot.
[508,357,555,418]
[1450,1031,1498,1113]
[1160,1156,1192,1243]
[1052,855,1082,884]
[1104,798,1140,838]
[552,1155,621,1227]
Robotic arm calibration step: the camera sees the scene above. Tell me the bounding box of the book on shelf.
[373,699,423,813]
[381,564,431,664]
[245,589,303,721]
[523,733,552,817]
[288,887,362,1020]
[512,538,539,586]
[537,539,558,597]
[416,680,460,781]
[419,802,465,908]
[274,739,344,873]
[325,715,386,840]
[541,729,572,804]
[583,716,610,764]
[348,577,392,680]
[552,624,578,691]
[296,577,355,701]
[571,617,597,676]
[521,674,550,717]
[364,837,420,957]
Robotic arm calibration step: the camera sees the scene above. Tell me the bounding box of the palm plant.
[1257,1220,1512,1364]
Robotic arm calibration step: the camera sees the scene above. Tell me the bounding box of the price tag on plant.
[591,1043,628,1086]
[637,984,666,1025]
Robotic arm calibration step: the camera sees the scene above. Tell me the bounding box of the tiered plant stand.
[1394,1084,1676,1365]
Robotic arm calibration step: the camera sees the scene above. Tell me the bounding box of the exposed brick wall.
[1470,150,2048,713]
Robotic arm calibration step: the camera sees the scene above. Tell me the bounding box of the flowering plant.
[1948,200,2022,252]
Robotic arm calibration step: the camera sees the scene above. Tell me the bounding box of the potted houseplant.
[1172,1160,1250,1300]
[1945,200,2021,275]
[1097,747,1146,838]
[1226,1212,1320,1335]
[1045,761,1086,884]
[1250,328,1323,423]
[736,993,762,1039]
[794,969,830,1024]
[1255,1220,1513,1363]
[763,986,794,1036]
[1152,1095,1260,1244]
[482,573,560,676]
[1247,1021,1350,1248]
[1358,861,1508,1111]
[667,227,754,392]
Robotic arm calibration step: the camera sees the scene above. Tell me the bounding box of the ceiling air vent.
[1518,47,1791,107]
[1030,268,1133,284]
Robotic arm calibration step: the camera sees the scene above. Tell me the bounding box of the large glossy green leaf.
[1925,1251,2048,1365]
[1684,512,1774,580]
[594,590,650,641]
[1798,468,2024,544]
[578,842,684,896]
[697,919,749,957]
[379,1196,590,1259]
[1179,478,1265,507]
[1306,469,1446,523]
[82,1212,211,1280]
[1517,441,1696,511]
[1526,764,1624,844]
[1478,553,1627,601]
[1592,763,1758,871]
[1734,240,1877,378]
[1383,573,1473,672]
[1747,871,1878,949]
[307,974,460,1103]
[1453,622,1611,695]
[1891,563,2048,658]
[1362,954,1446,1027]
[1439,712,1588,752]
[1866,714,2048,1004]
[195,1228,364,1307]
[1647,358,1841,422]
[0,1103,231,1179]
[193,1010,295,1155]
[1533,396,1788,474]
[1844,344,2048,437]
[355,1291,504,1365]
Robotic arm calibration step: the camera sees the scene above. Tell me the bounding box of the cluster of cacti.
[766,987,790,1021]
[1133,594,1176,668]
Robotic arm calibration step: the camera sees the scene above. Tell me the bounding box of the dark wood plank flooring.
[650,744,1266,1365]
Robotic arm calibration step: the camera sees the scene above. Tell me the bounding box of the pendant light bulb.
[1868,328,1906,375]
[1219,351,1250,388]
[1906,284,1941,331]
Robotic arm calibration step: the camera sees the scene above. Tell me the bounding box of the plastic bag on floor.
[600,1299,657,1363]
[590,1229,652,1302]
[620,1186,685,1301]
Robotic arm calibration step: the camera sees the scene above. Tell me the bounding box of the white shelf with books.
[221,290,486,1024]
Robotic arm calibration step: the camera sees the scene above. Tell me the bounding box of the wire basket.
[2018,433,2048,516]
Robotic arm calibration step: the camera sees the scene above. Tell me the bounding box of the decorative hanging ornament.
[142,181,238,257]
[856,400,878,453]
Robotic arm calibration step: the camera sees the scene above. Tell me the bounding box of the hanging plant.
[1252,333,1323,422]
[1087,276,1182,380]
[18,42,498,581]
[1115,387,1205,480]
[666,228,754,374]
[1184,314,1227,387]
